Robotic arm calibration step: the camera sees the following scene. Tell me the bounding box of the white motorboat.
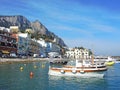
[48,59,107,78]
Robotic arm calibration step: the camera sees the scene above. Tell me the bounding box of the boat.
[105,56,115,66]
[105,61,115,66]
[94,56,115,66]
[48,58,107,78]
[49,58,68,65]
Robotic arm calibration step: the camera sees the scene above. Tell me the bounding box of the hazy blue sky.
[0,0,120,55]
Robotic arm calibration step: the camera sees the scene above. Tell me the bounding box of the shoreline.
[0,58,49,64]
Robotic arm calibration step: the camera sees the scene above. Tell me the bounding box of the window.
[1,42,5,46]
[0,36,1,40]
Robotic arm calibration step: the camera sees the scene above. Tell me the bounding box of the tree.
[88,49,93,56]
[78,47,84,50]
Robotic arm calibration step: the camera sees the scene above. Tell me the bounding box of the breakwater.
[0,58,49,64]
[0,58,70,64]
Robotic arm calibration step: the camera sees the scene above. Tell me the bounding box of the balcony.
[0,33,12,38]
[0,42,17,49]
[0,38,17,44]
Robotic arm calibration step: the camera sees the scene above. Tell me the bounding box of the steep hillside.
[0,15,31,30]
[0,15,66,47]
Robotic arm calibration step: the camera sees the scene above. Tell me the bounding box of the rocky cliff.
[0,15,31,30]
[0,15,66,47]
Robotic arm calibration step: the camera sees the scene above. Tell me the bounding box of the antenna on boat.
[90,43,94,65]
[91,50,94,65]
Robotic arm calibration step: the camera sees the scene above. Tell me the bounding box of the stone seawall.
[0,58,49,64]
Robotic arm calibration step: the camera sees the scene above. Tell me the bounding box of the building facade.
[0,27,17,57]
[30,39,40,55]
[17,34,27,56]
[17,33,31,56]
[17,33,40,56]
[66,48,91,59]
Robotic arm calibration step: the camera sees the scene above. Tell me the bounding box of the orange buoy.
[30,72,34,76]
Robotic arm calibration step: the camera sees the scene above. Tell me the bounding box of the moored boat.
[94,56,115,66]
[48,59,107,78]
[105,61,115,66]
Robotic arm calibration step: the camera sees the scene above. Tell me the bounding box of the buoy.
[42,64,45,68]
[30,75,33,79]
[34,65,37,69]
[20,67,23,70]
[30,72,34,76]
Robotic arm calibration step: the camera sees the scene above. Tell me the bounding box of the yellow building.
[25,29,34,34]
[10,26,19,33]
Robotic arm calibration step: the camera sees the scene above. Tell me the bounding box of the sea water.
[0,61,120,90]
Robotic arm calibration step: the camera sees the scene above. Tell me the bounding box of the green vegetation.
[74,46,85,50]
[31,31,54,42]
[20,30,25,33]
[88,49,93,55]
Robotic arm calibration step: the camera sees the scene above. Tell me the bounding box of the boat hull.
[105,61,115,66]
[48,67,106,78]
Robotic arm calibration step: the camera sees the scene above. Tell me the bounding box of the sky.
[0,0,120,56]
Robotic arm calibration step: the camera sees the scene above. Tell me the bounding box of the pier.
[49,58,69,64]
[0,57,70,64]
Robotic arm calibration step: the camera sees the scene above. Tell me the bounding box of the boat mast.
[91,52,94,65]
[82,52,84,70]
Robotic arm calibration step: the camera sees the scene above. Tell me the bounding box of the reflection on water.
[49,75,107,90]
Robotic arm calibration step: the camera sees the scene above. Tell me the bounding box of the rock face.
[0,15,31,30]
[0,15,66,47]
[31,20,48,35]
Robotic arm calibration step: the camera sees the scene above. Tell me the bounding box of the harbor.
[0,60,120,90]
[0,0,120,90]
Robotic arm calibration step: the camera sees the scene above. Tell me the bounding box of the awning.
[2,50,10,54]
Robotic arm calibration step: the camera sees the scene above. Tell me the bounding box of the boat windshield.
[67,60,76,66]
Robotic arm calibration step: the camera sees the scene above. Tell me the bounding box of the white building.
[66,48,91,59]
[37,38,47,47]
[18,33,40,56]
[48,52,61,58]
[0,27,5,30]
[0,27,10,32]
[37,38,61,57]
[37,38,47,57]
